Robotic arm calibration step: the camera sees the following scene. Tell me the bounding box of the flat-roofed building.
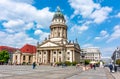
[81,48,101,62]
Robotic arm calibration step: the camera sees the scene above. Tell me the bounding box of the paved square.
[0,65,115,79]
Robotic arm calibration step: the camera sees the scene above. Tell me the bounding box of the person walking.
[93,64,96,70]
[109,64,113,72]
[32,62,36,69]
[114,65,117,72]
[90,64,93,69]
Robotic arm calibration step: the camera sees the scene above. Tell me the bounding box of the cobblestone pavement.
[66,67,115,79]
[0,65,115,79]
[111,72,120,79]
[0,65,82,79]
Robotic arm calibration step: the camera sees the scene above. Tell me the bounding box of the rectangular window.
[29,56,31,61]
[54,58,56,62]
[23,56,25,60]
[15,55,17,60]
[68,57,70,60]
[59,57,61,62]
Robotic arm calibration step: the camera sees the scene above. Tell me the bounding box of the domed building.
[36,7,81,64]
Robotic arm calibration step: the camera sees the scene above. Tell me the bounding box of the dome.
[52,6,65,20]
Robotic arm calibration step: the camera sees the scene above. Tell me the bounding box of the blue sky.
[0,0,120,58]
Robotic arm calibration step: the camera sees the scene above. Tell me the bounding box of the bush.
[71,61,78,66]
[22,62,26,65]
[64,61,71,66]
[55,62,62,66]
[84,59,90,65]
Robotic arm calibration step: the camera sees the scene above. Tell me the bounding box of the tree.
[84,59,90,65]
[0,50,10,63]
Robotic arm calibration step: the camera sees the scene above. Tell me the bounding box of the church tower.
[36,6,81,64]
[50,6,67,44]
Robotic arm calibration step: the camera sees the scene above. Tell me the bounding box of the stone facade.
[36,7,81,64]
[81,48,101,62]
[12,44,36,64]
[111,47,120,62]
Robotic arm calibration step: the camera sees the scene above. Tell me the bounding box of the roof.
[20,44,36,54]
[82,48,100,54]
[52,6,65,21]
[0,46,17,53]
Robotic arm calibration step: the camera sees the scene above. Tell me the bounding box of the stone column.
[21,55,23,64]
[26,55,29,63]
[56,49,58,62]
[50,50,53,63]
[73,50,75,61]
[18,54,21,64]
[41,50,43,63]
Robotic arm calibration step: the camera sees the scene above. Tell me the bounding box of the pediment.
[14,50,21,54]
[40,41,60,47]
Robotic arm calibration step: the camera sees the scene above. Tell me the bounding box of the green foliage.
[55,61,78,66]
[71,61,78,66]
[84,59,90,65]
[0,50,10,63]
[64,61,71,66]
[55,62,62,66]
[116,59,120,65]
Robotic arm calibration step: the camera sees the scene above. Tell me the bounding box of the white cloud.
[70,25,88,34]
[95,30,109,40]
[94,37,101,40]
[69,0,112,24]
[100,47,115,57]
[0,31,37,48]
[34,30,43,35]
[107,25,120,42]
[11,0,34,4]
[90,7,112,24]
[69,0,100,18]
[116,12,120,18]
[2,19,34,33]
[2,19,24,28]
[82,44,93,48]
[0,0,54,29]
[0,0,54,47]
[34,30,49,41]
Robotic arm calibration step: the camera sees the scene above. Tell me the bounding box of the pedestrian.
[90,64,93,69]
[114,65,117,72]
[93,64,96,70]
[109,64,113,72]
[32,62,36,69]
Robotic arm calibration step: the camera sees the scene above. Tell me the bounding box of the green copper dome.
[52,6,65,20]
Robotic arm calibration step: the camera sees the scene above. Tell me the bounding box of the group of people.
[90,64,96,70]
[109,64,117,72]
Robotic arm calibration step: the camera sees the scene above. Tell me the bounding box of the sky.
[0,0,120,58]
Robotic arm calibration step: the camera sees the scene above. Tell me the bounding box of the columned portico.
[36,7,81,64]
